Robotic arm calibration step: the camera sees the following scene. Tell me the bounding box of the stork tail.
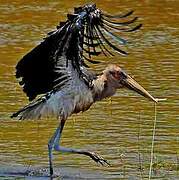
[11,98,45,120]
[11,92,54,120]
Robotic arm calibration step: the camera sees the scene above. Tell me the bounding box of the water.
[0,0,179,179]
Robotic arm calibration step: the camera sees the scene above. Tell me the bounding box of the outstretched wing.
[15,4,141,101]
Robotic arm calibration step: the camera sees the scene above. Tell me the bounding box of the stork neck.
[92,74,117,102]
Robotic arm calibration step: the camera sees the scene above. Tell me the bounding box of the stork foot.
[86,151,110,166]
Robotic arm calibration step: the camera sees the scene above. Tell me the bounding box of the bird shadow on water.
[0,164,107,179]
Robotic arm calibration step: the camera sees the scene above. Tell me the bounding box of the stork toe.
[88,151,110,166]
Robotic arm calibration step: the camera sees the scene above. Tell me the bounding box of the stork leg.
[54,145,110,166]
[48,119,110,176]
[48,119,65,176]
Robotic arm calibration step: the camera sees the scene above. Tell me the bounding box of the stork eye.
[109,70,120,79]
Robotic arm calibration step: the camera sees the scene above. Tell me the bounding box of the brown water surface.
[0,0,179,179]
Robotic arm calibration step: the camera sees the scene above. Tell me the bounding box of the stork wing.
[15,4,141,101]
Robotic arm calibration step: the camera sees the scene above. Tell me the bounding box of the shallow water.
[0,0,179,179]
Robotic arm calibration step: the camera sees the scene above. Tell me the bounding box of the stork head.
[104,64,157,102]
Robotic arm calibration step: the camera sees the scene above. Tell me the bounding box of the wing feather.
[15,4,141,101]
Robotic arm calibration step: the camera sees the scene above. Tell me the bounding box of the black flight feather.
[15,4,141,101]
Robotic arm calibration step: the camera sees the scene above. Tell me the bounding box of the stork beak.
[123,75,157,103]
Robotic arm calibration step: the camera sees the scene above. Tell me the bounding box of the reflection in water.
[0,0,179,179]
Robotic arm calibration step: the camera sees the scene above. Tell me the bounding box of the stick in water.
[148,98,166,180]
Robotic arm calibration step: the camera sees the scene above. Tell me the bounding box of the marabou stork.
[11,4,157,176]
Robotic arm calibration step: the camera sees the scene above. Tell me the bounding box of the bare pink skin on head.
[92,64,157,103]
